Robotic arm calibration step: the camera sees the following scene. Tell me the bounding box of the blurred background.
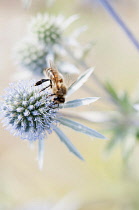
[1,0,139,209]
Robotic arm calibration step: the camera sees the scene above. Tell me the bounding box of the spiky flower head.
[15,39,48,76]
[29,14,78,45]
[14,13,89,77]
[0,80,58,141]
[0,68,106,168]
[14,38,80,77]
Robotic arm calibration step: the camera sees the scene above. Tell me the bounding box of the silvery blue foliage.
[0,80,59,141]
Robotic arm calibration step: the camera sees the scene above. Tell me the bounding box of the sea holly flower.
[0,80,58,141]
[103,82,139,159]
[14,38,80,77]
[0,68,106,169]
[77,82,139,161]
[15,39,48,76]
[14,13,90,77]
[28,13,79,45]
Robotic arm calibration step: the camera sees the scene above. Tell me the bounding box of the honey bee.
[35,62,67,104]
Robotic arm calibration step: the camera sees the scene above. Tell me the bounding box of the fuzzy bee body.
[35,63,67,104]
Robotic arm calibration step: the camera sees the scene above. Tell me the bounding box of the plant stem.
[98,0,139,51]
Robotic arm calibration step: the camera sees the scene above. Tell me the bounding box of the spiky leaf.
[58,117,106,139]
[54,126,84,160]
[59,97,99,109]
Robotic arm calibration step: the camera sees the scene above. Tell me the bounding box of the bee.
[35,62,67,104]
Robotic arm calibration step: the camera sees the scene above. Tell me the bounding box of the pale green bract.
[57,117,106,139]
[54,126,84,161]
[59,97,99,109]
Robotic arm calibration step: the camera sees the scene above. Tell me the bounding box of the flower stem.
[38,138,44,170]
[98,0,139,51]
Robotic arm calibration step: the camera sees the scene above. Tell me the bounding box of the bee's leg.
[39,84,52,92]
[35,79,51,86]
[52,97,59,108]
[39,80,53,92]
[47,94,59,108]
[53,101,59,108]
[50,100,59,108]
[54,102,59,108]
[49,79,52,88]
[47,93,56,97]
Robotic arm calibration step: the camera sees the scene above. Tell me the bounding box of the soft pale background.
[0,0,139,209]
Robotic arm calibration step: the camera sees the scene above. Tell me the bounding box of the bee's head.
[54,96,65,103]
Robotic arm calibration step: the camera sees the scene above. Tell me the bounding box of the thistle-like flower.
[79,82,139,161]
[0,68,106,168]
[15,39,48,76]
[14,39,80,77]
[28,13,79,45]
[0,79,59,141]
[14,13,88,77]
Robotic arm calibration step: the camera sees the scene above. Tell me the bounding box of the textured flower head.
[0,80,58,141]
[0,68,106,168]
[29,14,78,45]
[14,38,80,77]
[14,13,89,77]
[15,39,49,76]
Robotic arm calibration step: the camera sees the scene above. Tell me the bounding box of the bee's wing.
[43,60,56,76]
[49,60,56,69]
[64,74,77,89]
[43,61,57,77]
[49,61,65,81]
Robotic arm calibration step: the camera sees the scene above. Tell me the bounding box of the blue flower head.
[0,68,106,168]
[0,80,59,142]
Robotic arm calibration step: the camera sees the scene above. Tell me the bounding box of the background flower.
[77,82,139,161]
[14,13,90,77]
[15,39,48,76]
